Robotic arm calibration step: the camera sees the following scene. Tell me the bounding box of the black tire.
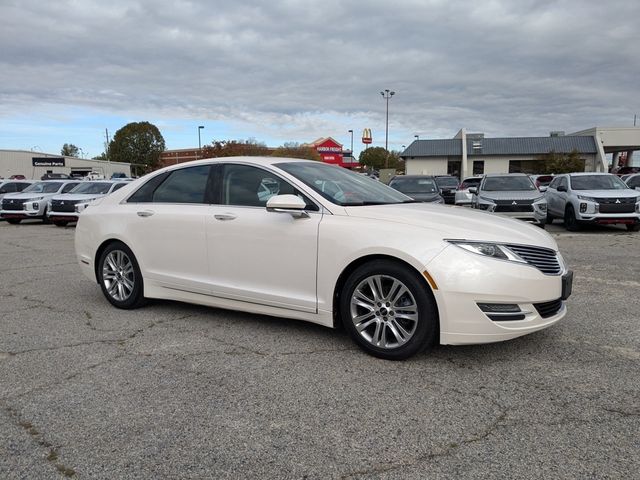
[97,241,146,309]
[546,211,554,224]
[42,208,50,224]
[564,205,580,231]
[627,223,640,232]
[6,218,21,224]
[340,260,438,360]
[537,221,546,229]
[53,220,68,227]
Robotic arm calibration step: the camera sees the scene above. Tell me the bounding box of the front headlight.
[75,203,88,213]
[447,240,527,264]
[577,195,596,201]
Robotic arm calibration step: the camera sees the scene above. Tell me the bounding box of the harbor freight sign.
[32,157,65,167]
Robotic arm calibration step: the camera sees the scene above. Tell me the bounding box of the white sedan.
[75,157,573,359]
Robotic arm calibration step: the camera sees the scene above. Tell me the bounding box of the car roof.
[484,173,529,177]
[391,175,435,179]
[566,172,613,176]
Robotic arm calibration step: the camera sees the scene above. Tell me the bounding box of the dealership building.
[401,127,640,178]
[0,150,132,179]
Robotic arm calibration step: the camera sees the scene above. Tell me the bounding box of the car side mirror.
[538,186,548,192]
[468,187,477,194]
[557,185,567,192]
[266,194,309,218]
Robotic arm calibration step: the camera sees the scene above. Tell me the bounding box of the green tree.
[92,153,107,160]
[61,143,80,157]
[271,142,321,161]
[359,147,402,170]
[109,121,166,171]
[200,139,270,158]
[540,149,585,174]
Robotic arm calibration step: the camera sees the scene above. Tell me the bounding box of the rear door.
[122,165,212,293]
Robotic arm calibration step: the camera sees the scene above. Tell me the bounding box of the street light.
[348,129,353,157]
[197,125,205,159]
[380,89,395,167]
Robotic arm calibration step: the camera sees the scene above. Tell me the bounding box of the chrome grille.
[506,244,562,275]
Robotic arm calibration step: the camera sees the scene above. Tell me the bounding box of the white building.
[0,150,132,179]
[401,127,640,178]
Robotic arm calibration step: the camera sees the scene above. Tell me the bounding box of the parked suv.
[388,175,444,203]
[0,180,34,202]
[545,173,640,231]
[434,175,459,204]
[0,180,81,224]
[625,173,640,190]
[470,173,547,228]
[48,181,128,226]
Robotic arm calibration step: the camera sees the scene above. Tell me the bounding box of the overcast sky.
[1,0,639,158]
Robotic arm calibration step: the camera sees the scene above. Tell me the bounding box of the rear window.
[460,178,481,189]
[435,177,459,188]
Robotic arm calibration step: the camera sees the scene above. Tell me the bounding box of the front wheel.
[546,211,554,224]
[627,223,640,232]
[6,218,21,224]
[53,220,68,227]
[98,241,146,309]
[564,205,580,231]
[340,260,438,360]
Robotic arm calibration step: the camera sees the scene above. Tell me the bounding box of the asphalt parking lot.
[1,220,639,479]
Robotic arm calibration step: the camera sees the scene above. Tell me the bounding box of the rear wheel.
[340,260,438,360]
[6,218,21,224]
[564,205,580,231]
[627,223,640,232]
[98,241,146,309]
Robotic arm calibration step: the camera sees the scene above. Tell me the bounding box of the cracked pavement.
[0,221,639,479]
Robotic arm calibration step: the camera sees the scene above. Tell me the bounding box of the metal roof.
[403,136,597,157]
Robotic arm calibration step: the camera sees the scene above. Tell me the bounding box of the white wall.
[405,157,448,175]
[0,150,131,179]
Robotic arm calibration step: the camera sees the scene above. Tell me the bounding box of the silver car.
[470,173,547,228]
[48,181,129,226]
[454,176,482,206]
[0,180,81,224]
[0,180,34,202]
[545,173,640,232]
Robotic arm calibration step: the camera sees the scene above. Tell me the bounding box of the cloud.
[0,0,639,153]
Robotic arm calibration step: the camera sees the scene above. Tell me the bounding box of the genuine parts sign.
[32,157,65,167]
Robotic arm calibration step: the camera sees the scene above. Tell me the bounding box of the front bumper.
[0,205,45,219]
[425,245,568,345]
[49,211,80,222]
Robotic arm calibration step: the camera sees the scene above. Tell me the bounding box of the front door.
[206,163,322,313]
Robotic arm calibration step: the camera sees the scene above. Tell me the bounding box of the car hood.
[344,203,557,249]
[2,192,60,200]
[51,193,107,201]
[405,192,442,202]
[478,191,544,201]
[572,189,640,198]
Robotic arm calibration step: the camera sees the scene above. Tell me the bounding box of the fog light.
[33,202,39,210]
[580,203,587,213]
[477,303,525,321]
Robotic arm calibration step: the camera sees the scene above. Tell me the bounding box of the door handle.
[137,210,154,217]
[214,213,237,221]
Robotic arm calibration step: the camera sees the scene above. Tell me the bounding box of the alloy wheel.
[349,275,419,349]
[102,250,135,301]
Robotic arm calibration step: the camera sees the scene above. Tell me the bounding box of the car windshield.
[570,175,629,190]
[435,177,459,188]
[22,182,62,193]
[390,177,438,194]
[277,162,412,206]
[483,176,536,191]
[70,182,113,194]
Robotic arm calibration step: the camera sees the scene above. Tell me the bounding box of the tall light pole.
[348,129,353,157]
[197,125,205,160]
[380,89,395,167]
